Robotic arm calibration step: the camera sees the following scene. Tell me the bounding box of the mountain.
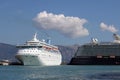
[0,43,79,64]
[58,45,79,63]
[0,43,18,61]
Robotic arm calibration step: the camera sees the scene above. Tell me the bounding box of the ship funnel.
[113,33,120,43]
[113,33,120,40]
[91,38,98,44]
[32,32,39,41]
[46,37,51,44]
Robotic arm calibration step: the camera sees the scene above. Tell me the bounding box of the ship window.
[38,46,42,48]
[97,56,102,58]
[17,46,42,48]
[110,56,115,58]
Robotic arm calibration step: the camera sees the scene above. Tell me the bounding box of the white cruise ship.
[15,33,62,66]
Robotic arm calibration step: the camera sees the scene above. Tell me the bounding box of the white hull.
[16,52,62,66]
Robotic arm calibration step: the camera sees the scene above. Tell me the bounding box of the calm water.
[0,65,120,80]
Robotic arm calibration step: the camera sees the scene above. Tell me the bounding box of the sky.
[0,0,120,45]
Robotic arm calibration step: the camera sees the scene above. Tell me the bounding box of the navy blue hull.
[69,56,120,65]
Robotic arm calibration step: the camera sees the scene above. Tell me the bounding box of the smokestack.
[91,38,98,44]
[46,37,51,44]
[113,33,120,40]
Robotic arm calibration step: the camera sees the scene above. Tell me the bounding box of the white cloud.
[100,22,118,33]
[33,11,89,38]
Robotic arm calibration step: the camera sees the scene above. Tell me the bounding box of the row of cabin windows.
[83,45,120,48]
[17,46,42,48]
[42,48,59,53]
[18,46,58,50]
[21,48,59,53]
[22,50,39,52]
[76,47,120,56]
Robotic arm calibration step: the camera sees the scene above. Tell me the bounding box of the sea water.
[0,65,120,80]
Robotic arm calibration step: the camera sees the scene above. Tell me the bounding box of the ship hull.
[16,55,43,66]
[16,53,62,66]
[69,56,120,65]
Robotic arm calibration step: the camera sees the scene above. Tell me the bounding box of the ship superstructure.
[15,33,62,66]
[70,34,120,65]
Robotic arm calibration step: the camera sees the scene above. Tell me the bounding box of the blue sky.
[0,0,120,45]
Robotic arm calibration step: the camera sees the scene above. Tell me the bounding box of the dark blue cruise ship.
[70,34,120,65]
